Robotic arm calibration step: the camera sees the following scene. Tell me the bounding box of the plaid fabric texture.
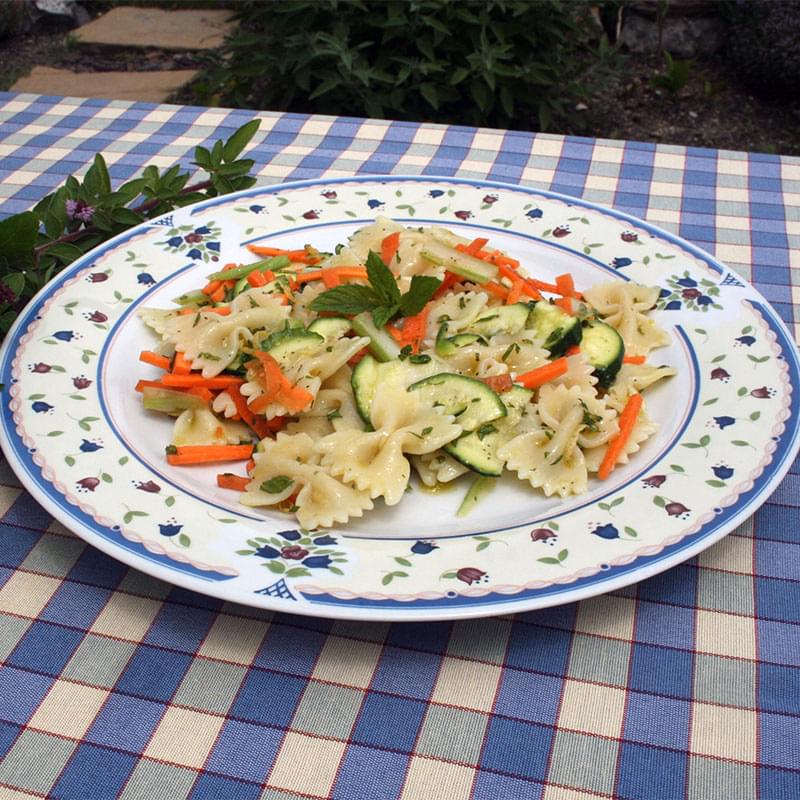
[0,92,798,800]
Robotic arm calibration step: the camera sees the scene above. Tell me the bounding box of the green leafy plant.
[192,0,620,131]
[0,120,261,336]
[651,51,694,95]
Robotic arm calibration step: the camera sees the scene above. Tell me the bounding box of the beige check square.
[267,732,346,797]
[198,613,268,666]
[557,679,626,738]
[144,707,224,769]
[28,680,109,739]
[543,786,608,800]
[0,571,61,618]
[430,656,502,713]
[91,592,162,642]
[311,636,382,689]
[690,703,757,762]
[0,484,21,517]
[696,610,756,660]
[575,594,636,641]
[400,756,475,800]
[698,524,753,573]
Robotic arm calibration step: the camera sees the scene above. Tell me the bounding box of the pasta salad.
[136,217,675,529]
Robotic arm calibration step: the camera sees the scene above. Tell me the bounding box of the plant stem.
[33,178,213,257]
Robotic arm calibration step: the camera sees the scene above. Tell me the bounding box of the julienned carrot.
[167,444,254,466]
[565,345,582,357]
[555,273,583,300]
[322,268,341,288]
[139,351,171,370]
[202,280,222,296]
[187,386,214,404]
[496,263,546,299]
[516,357,568,389]
[228,385,260,434]
[246,245,320,263]
[217,473,251,491]
[205,306,231,315]
[210,285,226,303]
[623,355,647,365]
[381,232,401,265]
[484,281,509,301]
[506,280,524,305]
[465,237,489,256]
[172,351,193,375]
[248,351,314,414]
[135,379,166,393]
[386,324,404,345]
[598,393,643,480]
[554,296,574,315]
[398,303,430,353]
[433,270,460,299]
[161,374,243,389]
[480,374,513,393]
[293,267,367,286]
[247,270,268,288]
[246,245,285,256]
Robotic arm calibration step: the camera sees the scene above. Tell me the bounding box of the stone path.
[10,6,235,103]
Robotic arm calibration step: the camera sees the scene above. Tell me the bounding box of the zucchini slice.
[142,386,207,415]
[308,316,351,341]
[581,319,624,387]
[468,302,531,338]
[526,301,582,357]
[351,312,401,362]
[419,240,498,284]
[445,385,532,475]
[435,323,485,357]
[351,354,381,424]
[408,372,506,432]
[261,328,324,367]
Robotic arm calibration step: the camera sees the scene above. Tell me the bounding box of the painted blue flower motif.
[659,288,671,298]
[676,277,697,288]
[411,541,438,555]
[367,199,385,209]
[612,257,633,268]
[313,535,337,546]
[79,439,103,452]
[697,295,712,306]
[526,208,543,219]
[53,330,75,342]
[137,273,156,286]
[159,523,183,537]
[187,248,202,260]
[735,335,756,347]
[592,523,620,540]
[277,529,302,541]
[303,555,332,569]
[428,190,445,198]
[254,544,280,558]
[713,415,736,430]
[249,204,266,213]
[166,236,183,248]
[664,300,681,310]
[32,401,53,413]
[713,465,734,480]
[207,242,220,252]
[195,225,211,235]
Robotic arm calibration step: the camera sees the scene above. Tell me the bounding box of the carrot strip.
[246,245,286,256]
[433,270,460,298]
[228,386,261,435]
[516,357,569,389]
[135,379,167,392]
[209,285,226,303]
[555,273,583,300]
[623,355,647,365]
[205,306,231,315]
[248,351,313,414]
[161,374,243,389]
[480,374,513,393]
[322,268,341,288]
[554,296,574,315]
[187,386,214,404]
[201,280,222,296]
[465,237,489,256]
[172,351,193,375]
[598,393,643,480]
[217,473,251,491]
[386,324,404,345]
[484,281,509,301]
[398,303,430,353]
[506,280,524,305]
[167,444,253,466]
[247,270,268,288]
[247,245,320,262]
[381,232,401,265]
[139,351,171,370]
[294,267,367,285]
[565,345,582,357]
[496,263,546,299]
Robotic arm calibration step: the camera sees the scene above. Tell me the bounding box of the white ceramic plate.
[2,176,798,621]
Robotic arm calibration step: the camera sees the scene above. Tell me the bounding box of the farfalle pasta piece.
[424,291,490,342]
[608,363,677,407]
[240,433,373,529]
[584,403,659,473]
[412,452,470,487]
[138,307,178,336]
[583,282,670,356]
[171,407,250,447]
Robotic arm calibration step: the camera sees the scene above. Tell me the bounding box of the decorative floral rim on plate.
[2,176,798,621]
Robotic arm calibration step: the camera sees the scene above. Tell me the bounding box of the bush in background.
[192,0,620,131]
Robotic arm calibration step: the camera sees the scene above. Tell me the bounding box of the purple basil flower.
[65,199,94,223]
[32,401,53,413]
[255,544,280,559]
[137,273,156,286]
[303,555,333,569]
[411,540,438,555]
[159,523,183,537]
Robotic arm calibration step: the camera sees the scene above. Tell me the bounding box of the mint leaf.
[366,250,401,306]
[260,475,294,493]
[372,304,397,328]
[400,275,441,316]
[309,284,379,314]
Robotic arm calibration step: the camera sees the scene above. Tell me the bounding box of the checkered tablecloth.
[0,92,798,800]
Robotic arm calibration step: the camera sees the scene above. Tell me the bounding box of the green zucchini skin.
[408,372,506,432]
[308,317,351,340]
[526,301,582,357]
[468,303,531,338]
[581,319,624,387]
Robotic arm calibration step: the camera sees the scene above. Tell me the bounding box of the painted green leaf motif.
[712,355,725,363]
[737,387,748,397]
[699,435,710,447]
[328,566,344,576]
[101,473,112,483]
[624,526,638,538]
[750,411,761,421]
[476,541,490,551]
[165,496,175,507]
[394,557,412,567]
[118,456,129,465]
[266,561,285,574]
[64,455,75,466]
[382,574,394,585]
[285,567,311,577]
[670,464,685,473]
[47,431,63,437]
[706,480,726,488]
[236,549,254,555]
[538,557,561,565]
[731,440,750,447]
[703,398,718,406]
[557,549,568,561]
[610,497,624,507]
[178,534,191,548]
[653,495,667,508]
